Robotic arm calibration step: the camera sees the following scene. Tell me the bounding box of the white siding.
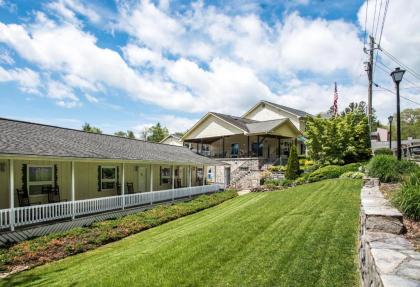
[184,115,243,140]
[244,104,301,131]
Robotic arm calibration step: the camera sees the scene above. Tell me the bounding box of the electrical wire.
[374,0,383,39]
[373,82,420,106]
[379,47,420,82]
[372,0,378,35]
[363,0,369,49]
[377,0,389,47]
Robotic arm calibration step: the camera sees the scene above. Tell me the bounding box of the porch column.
[247,136,250,157]
[172,165,175,190]
[189,166,192,187]
[222,137,225,158]
[257,136,260,159]
[150,164,153,192]
[71,161,75,220]
[122,163,125,210]
[202,165,205,186]
[9,159,14,231]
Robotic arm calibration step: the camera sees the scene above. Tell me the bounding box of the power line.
[363,0,369,49]
[373,82,420,106]
[377,0,389,47]
[374,0,383,39]
[375,59,420,92]
[379,46,420,82]
[372,0,378,36]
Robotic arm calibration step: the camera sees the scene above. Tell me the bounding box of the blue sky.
[0,0,419,136]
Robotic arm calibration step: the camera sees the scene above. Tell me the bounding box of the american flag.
[333,82,338,116]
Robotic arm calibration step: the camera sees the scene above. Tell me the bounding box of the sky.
[0,0,419,136]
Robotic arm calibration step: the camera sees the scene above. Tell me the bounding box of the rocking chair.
[16,189,30,207]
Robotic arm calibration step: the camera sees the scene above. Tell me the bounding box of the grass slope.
[1,179,361,287]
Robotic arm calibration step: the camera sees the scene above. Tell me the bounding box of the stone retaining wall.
[359,178,420,287]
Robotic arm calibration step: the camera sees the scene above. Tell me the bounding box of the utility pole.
[366,36,374,131]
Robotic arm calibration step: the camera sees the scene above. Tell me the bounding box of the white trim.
[71,161,75,220]
[122,163,125,210]
[27,164,54,196]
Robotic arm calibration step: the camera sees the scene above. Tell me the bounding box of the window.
[27,165,54,195]
[251,143,263,157]
[101,166,116,190]
[231,143,239,157]
[160,167,171,184]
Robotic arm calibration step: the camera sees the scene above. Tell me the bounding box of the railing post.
[71,161,75,220]
[122,163,125,210]
[9,159,15,231]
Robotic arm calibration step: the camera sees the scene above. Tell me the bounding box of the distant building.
[160,134,183,146]
[370,128,389,142]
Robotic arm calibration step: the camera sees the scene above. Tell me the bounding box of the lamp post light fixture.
[390,67,405,160]
[388,115,393,150]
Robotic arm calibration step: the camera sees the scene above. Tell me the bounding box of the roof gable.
[243,101,310,119]
[182,113,245,140]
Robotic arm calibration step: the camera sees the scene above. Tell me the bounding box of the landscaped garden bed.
[0,190,237,276]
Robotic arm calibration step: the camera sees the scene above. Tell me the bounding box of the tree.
[82,123,102,134]
[305,111,371,164]
[114,130,136,139]
[285,145,300,180]
[146,123,169,143]
[391,108,420,140]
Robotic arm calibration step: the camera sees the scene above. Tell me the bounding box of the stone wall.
[359,178,420,287]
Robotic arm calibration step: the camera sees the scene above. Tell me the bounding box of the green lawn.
[1,179,361,287]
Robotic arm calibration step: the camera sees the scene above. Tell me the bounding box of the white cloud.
[0,66,40,93]
[46,80,80,108]
[134,114,198,134]
[122,44,164,67]
[84,93,99,103]
[0,50,15,65]
[46,0,101,25]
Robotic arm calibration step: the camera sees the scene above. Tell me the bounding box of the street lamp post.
[388,116,393,150]
[390,67,405,160]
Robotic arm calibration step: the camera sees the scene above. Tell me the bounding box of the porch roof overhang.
[0,118,220,166]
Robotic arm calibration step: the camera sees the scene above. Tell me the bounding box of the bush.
[264,178,282,186]
[307,165,343,182]
[392,172,420,220]
[340,171,365,179]
[367,155,419,183]
[268,165,285,173]
[375,148,393,155]
[285,145,300,180]
[341,163,362,173]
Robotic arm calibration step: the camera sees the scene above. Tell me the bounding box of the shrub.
[285,145,300,180]
[341,163,362,173]
[294,177,307,185]
[367,155,420,183]
[307,165,343,182]
[340,171,365,179]
[264,178,282,186]
[375,148,393,155]
[392,172,420,220]
[268,165,285,173]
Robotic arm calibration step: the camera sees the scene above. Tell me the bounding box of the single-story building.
[0,118,222,233]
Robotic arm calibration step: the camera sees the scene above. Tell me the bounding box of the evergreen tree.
[285,145,300,180]
[146,123,169,142]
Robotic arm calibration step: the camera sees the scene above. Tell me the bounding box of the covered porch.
[0,157,220,232]
[185,134,305,162]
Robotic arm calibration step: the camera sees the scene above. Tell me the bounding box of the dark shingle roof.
[210,113,292,134]
[211,112,257,132]
[262,101,310,117]
[246,119,288,134]
[0,118,218,165]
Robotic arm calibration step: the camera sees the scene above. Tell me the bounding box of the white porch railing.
[0,184,221,231]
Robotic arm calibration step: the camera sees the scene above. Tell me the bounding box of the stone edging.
[359,178,420,287]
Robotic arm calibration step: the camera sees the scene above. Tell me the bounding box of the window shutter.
[22,164,27,192]
[97,165,101,191]
[54,165,58,188]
